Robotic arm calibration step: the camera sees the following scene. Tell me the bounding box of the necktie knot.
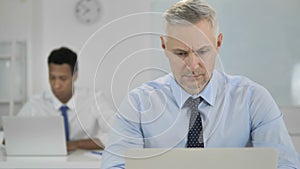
[60,105,68,114]
[185,97,201,110]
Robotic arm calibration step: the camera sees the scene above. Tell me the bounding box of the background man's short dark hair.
[47,47,78,74]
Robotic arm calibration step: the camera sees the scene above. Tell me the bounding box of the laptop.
[125,148,278,169]
[2,116,67,156]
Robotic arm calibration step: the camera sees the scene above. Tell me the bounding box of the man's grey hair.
[163,0,219,34]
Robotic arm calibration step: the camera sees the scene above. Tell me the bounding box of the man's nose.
[185,52,200,71]
[53,80,61,89]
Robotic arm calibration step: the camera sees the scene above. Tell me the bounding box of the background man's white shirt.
[18,87,115,145]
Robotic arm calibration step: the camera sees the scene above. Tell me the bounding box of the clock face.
[75,0,101,24]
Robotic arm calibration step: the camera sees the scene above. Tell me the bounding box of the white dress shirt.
[18,87,115,146]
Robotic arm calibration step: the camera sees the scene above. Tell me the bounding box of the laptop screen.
[125,148,278,169]
[2,116,67,156]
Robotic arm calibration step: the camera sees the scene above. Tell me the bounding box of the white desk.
[0,147,101,169]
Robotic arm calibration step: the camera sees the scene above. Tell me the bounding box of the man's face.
[161,20,223,95]
[48,63,77,103]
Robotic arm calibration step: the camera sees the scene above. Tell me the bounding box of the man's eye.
[174,51,188,57]
[196,48,210,56]
[196,50,208,56]
[60,77,67,81]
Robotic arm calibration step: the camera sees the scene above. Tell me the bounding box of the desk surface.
[0,147,101,168]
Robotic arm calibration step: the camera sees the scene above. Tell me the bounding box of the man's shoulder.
[220,71,261,88]
[119,75,174,112]
[73,87,107,105]
[25,90,52,104]
[132,74,172,94]
[73,87,92,97]
[17,90,55,116]
[218,71,269,96]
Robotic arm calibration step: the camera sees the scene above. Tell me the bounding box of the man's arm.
[67,138,104,151]
[250,85,300,169]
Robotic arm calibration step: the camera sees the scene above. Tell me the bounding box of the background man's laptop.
[125,148,278,169]
[2,116,67,156]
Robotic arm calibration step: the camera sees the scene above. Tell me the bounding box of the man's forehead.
[164,33,211,50]
[165,23,212,48]
[49,63,73,75]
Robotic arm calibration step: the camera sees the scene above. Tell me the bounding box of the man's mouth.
[185,74,202,80]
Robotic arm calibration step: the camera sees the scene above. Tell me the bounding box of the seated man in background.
[18,47,114,151]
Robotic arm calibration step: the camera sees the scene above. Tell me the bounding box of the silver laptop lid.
[2,116,67,156]
[125,148,278,169]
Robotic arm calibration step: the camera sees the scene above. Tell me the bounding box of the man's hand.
[67,141,79,151]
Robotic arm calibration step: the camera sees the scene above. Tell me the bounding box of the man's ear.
[160,36,166,49]
[73,71,78,81]
[217,33,223,47]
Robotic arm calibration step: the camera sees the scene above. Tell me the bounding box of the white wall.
[209,0,300,106]
[0,0,35,117]
[1,0,300,106]
[0,0,32,41]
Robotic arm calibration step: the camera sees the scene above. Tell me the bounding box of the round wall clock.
[75,0,101,24]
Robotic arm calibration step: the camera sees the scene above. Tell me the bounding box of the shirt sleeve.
[249,84,300,169]
[17,97,44,116]
[17,101,34,116]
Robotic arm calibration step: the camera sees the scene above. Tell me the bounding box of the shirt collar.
[170,70,219,108]
[199,73,215,107]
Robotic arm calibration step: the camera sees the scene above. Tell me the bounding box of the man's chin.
[53,93,63,99]
[182,85,204,95]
